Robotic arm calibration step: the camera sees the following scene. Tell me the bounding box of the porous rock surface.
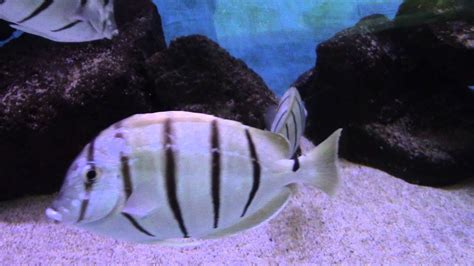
[145,35,276,129]
[295,0,474,186]
[0,1,275,201]
[0,0,166,200]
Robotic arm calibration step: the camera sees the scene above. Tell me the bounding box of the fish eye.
[84,165,101,183]
[86,169,97,180]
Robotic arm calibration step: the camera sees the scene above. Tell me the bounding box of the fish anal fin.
[204,189,291,239]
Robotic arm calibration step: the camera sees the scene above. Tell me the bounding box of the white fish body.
[0,0,117,42]
[46,111,340,244]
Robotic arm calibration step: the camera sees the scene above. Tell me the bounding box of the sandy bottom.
[0,161,472,264]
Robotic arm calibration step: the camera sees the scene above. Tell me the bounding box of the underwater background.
[1,0,404,94]
[0,0,473,263]
[153,0,403,94]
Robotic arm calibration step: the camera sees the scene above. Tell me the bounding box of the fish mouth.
[45,207,63,223]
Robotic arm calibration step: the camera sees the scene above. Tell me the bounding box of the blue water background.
[153,0,403,95]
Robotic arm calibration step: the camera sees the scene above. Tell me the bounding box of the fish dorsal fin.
[270,87,307,157]
[122,185,159,219]
[204,189,291,240]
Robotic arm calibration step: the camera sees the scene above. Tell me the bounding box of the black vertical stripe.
[85,140,97,190]
[273,110,287,132]
[292,155,300,172]
[122,213,155,237]
[291,104,302,170]
[120,154,155,237]
[77,140,96,223]
[241,129,261,217]
[291,111,298,152]
[121,155,133,198]
[77,199,89,223]
[18,0,54,24]
[285,124,290,140]
[51,20,82,32]
[81,0,88,7]
[291,108,301,172]
[210,120,221,228]
[164,118,189,238]
[118,138,155,237]
[87,139,95,162]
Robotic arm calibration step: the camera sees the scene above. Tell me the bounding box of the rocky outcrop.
[145,35,276,129]
[296,0,474,186]
[395,0,474,25]
[0,2,275,201]
[0,0,166,200]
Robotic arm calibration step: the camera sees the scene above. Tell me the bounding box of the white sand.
[0,161,472,264]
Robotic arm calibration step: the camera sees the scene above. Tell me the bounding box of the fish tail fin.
[293,129,341,195]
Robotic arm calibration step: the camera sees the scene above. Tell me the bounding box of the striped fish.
[46,111,340,244]
[0,0,117,42]
[267,87,307,157]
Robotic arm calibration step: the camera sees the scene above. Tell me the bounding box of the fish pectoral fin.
[122,186,159,219]
[204,189,291,239]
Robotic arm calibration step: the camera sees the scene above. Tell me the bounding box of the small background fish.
[0,0,118,42]
[267,87,308,157]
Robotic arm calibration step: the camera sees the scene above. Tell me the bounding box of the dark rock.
[0,7,275,201]
[395,0,474,25]
[296,2,474,186]
[0,0,166,200]
[0,21,13,41]
[145,35,277,129]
